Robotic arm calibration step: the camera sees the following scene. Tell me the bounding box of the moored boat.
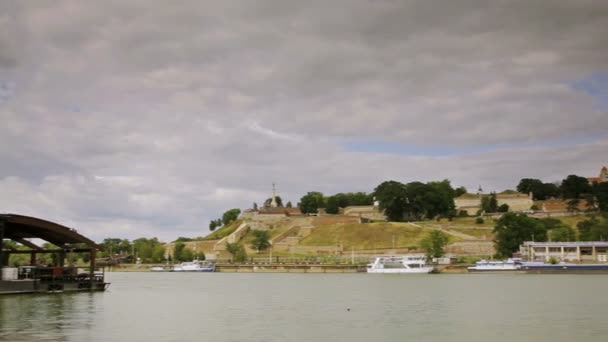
[522,262,608,274]
[367,255,434,274]
[173,260,215,272]
[467,259,522,272]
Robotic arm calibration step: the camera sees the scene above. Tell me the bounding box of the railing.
[17,266,105,284]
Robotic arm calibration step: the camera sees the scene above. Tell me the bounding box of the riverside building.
[519,241,608,263]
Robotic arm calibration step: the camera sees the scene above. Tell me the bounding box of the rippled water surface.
[2,272,608,341]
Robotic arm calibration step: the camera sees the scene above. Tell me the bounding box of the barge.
[522,263,608,274]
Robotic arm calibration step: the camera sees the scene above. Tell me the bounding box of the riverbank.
[105,263,472,273]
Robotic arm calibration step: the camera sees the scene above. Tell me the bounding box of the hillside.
[193,214,595,258]
[298,222,459,250]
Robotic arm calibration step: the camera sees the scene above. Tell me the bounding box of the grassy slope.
[202,219,243,240]
[298,222,459,249]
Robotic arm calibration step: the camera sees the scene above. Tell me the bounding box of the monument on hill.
[270,182,278,208]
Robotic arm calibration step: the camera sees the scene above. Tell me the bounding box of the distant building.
[587,166,608,184]
[520,241,608,262]
[454,192,533,215]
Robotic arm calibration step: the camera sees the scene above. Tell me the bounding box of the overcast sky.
[1,0,607,242]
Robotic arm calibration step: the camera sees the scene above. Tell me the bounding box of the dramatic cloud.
[1,0,607,241]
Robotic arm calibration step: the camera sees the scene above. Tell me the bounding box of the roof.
[0,214,100,249]
[523,241,608,247]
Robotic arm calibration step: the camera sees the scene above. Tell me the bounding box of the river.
[2,272,608,341]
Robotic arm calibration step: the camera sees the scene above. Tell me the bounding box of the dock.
[1,214,109,295]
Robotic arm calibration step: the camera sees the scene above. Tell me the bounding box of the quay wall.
[215,264,366,273]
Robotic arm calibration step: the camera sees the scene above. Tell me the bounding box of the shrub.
[475,217,485,224]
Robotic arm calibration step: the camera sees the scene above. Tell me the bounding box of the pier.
[0,214,109,295]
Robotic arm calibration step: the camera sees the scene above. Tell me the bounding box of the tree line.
[298,179,460,221]
[494,213,608,258]
[517,175,608,211]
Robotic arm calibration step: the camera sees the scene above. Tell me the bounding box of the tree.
[494,213,547,258]
[222,208,241,225]
[173,241,193,262]
[325,195,340,214]
[299,192,325,214]
[264,196,283,207]
[561,175,592,199]
[497,203,510,213]
[516,178,560,200]
[578,217,599,241]
[593,182,608,212]
[420,230,450,259]
[209,220,219,231]
[481,193,498,213]
[286,201,292,208]
[374,181,409,221]
[578,216,608,241]
[226,243,248,263]
[454,186,467,198]
[549,225,576,242]
[516,178,542,199]
[251,230,271,252]
[253,202,258,211]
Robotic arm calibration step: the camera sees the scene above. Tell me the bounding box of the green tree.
[420,230,450,259]
[594,182,608,212]
[454,186,467,198]
[222,208,241,225]
[561,175,592,199]
[578,216,608,241]
[481,193,498,213]
[374,181,409,221]
[325,195,340,214]
[251,230,271,252]
[516,178,560,200]
[226,243,248,263]
[299,192,325,214]
[264,196,283,207]
[286,201,292,208]
[549,225,576,242]
[497,203,510,213]
[173,241,186,261]
[494,213,547,258]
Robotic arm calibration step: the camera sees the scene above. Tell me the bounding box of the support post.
[0,220,5,267]
[30,252,36,266]
[89,248,96,290]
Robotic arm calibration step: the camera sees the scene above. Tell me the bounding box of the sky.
[1,0,607,242]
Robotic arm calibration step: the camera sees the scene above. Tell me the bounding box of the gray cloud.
[1,0,607,241]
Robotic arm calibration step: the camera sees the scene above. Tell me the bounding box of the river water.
[2,272,608,341]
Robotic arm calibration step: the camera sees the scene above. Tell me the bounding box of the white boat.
[467,259,521,272]
[173,260,215,272]
[367,255,434,274]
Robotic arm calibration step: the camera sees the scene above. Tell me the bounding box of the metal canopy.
[0,214,100,250]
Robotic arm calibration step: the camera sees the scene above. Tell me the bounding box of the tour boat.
[367,255,434,274]
[173,260,215,272]
[467,259,522,272]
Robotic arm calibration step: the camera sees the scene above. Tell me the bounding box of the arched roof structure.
[0,214,100,249]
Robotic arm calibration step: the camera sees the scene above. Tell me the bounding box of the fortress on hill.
[454,191,534,216]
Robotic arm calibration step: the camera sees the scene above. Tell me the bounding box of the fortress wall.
[498,198,533,212]
[311,216,361,226]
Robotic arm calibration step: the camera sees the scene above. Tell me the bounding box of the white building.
[519,241,608,262]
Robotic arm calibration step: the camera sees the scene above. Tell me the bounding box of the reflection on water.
[0,292,101,342]
[2,273,608,342]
